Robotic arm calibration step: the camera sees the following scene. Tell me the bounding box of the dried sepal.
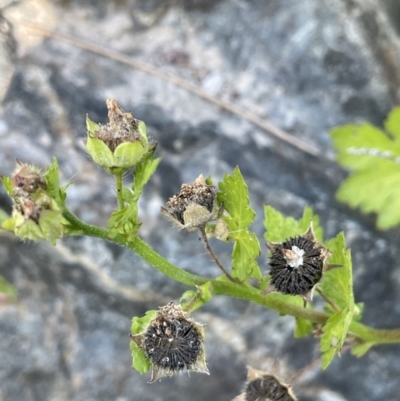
[232,366,297,401]
[11,161,47,194]
[263,223,332,303]
[161,174,219,233]
[130,302,209,382]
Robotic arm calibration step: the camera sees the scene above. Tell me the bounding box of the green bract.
[85,99,150,175]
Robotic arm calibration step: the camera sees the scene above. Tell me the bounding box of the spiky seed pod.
[263,223,332,303]
[232,366,297,401]
[160,174,219,233]
[131,302,208,382]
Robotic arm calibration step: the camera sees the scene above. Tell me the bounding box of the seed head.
[161,175,219,233]
[232,366,297,401]
[1,161,63,242]
[130,302,208,382]
[84,99,152,174]
[263,223,332,303]
[11,161,47,194]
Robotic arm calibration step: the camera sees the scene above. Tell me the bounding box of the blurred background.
[1,0,400,400]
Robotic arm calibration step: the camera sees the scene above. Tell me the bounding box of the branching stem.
[316,288,338,312]
[199,226,236,283]
[61,207,400,348]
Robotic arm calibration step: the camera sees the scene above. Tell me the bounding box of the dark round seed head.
[269,235,324,296]
[144,316,202,372]
[245,374,295,401]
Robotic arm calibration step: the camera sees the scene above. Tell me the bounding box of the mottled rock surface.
[1,0,400,400]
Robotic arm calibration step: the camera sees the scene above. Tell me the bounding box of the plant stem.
[199,226,236,283]
[116,173,124,209]
[316,288,338,311]
[62,208,207,287]
[61,208,400,347]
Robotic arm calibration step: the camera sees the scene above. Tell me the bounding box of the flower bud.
[232,366,297,401]
[1,162,63,243]
[160,174,219,233]
[84,99,151,174]
[263,223,332,303]
[130,302,208,382]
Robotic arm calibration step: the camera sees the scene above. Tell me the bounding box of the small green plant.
[331,107,400,229]
[2,100,400,396]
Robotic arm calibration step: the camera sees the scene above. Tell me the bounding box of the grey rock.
[1,0,400,400]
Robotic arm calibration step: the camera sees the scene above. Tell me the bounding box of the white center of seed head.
[284,245,305,268]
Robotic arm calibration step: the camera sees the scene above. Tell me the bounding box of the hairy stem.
[61,208,400,347]
[116,173,124,209]
[199,226,236,283]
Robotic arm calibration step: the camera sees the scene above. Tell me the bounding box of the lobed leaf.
[336,164,400,229]
[319,232,354,369]
[217,167,261,280]
[264,205,323,243]
[384,107,400,139]
[331,113,400,229]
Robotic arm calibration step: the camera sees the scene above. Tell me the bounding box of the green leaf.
[319,232,354,369]
[264,205,323,243]
[336,164,400,229]
[230,232,261,281]
[299,206,323,242]
[331,114,400,229]
[320,312,346,368]
[131,310,157,335]
[0,208,9,225]
[2,217,16,231]
[38,207,64,245]
[295,317,313,338]
[107,206,140,238]
[353,302,364,322]
[217,167,261,281]
[132,151,161,201]
[351,342,374,357]
[0,276,16,299]
[130,310,157,374]
[319,233,353,310]
[107,151,160,239]
[45,158,62,202]
[218,167,256,229]
[1,176,13,196]
[130,341,151,374]
[384,107,400,139]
